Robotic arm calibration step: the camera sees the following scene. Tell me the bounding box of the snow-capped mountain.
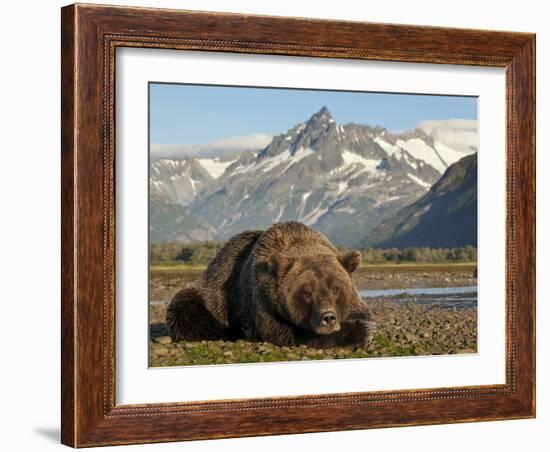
[150,107,477,247]
[150,155,237,206]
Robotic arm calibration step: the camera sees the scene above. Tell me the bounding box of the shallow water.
[359,286,478,309]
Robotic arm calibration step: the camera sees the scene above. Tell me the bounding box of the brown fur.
[166,222,372,348]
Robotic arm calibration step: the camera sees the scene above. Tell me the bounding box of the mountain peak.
[307,106,334,126]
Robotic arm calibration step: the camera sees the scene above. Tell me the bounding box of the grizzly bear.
[166,221,372,348]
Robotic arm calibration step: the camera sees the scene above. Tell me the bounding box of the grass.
[149,335,436,367]
[152,334,478,367]
[372,335,417,356]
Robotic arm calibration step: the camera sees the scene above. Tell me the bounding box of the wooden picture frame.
[61,3,535,447]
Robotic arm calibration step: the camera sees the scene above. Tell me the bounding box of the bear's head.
[267,250,362,335]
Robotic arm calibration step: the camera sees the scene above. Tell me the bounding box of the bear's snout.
[313,309,340,335]
[320,311,337,327]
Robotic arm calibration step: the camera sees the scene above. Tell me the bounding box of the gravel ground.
[149,298,477,367]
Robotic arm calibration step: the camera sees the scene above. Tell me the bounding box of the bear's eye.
[302,291,312,302]
[331,285,340,296]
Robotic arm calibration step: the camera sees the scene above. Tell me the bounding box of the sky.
[150,82,477,152]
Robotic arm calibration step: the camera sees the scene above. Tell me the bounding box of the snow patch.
[341,150,382,175]
[334,206,356,215]
[274,205,285,222]
[235,147,315,175]
[298,191,312,219]
[402,152,418,170]
[396,138,446,173]
[261,147,315,173]
[407,173,432,189]
[197,158,236,179]
[374,137,400,156]
[262,151,292,173]
[302,204,329,226]
[292,147,315,163]
[336,181,348,195]
[385,195,405,203]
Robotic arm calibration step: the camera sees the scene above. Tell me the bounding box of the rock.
[154,347,169,355]
[154,336,172,345]
[223,351,234,358]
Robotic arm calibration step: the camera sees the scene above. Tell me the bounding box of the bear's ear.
[339,250,362,274]
[267,254,295,278]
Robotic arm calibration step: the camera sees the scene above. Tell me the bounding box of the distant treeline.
[150,241,477,266]
[151,241,225,265]
[360,246,477,264]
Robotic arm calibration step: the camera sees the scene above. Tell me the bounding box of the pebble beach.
[149,264,477,366]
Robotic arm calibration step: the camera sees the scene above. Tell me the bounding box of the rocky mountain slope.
[149,192,216,244]
[364,153,477,248]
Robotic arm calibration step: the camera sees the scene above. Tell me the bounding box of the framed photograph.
[61,3,536,447]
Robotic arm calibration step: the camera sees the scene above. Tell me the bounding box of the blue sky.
[150,83,477,145]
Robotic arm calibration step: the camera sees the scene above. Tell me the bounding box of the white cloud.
[151,133,272,159]
[419,119,478,154]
